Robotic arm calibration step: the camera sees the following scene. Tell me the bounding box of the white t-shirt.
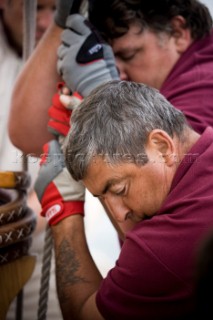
[0,20,40,185]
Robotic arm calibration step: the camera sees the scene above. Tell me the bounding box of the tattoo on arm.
[56,239,88,301]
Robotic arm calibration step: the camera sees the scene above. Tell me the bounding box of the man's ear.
[146,129,177,166]
[171,15,193,53]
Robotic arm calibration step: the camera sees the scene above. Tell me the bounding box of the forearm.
[51,215,103,320]
[9,22,62,155]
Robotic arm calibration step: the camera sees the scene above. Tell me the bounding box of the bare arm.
[8,22,62,156]
[52,215,104,320]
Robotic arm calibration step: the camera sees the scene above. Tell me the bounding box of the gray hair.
[64,80,187,180]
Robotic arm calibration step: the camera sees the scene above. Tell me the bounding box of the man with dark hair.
[70,0,213,133]
[35,80,213,319]
[9,0,213,151]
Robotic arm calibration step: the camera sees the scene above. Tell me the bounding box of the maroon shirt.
[96,127,213,320]
[161,31,213,134]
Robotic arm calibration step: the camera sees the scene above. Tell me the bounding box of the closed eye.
[122,54,135,61]
[114,187,126,196]
[117,53,136,62]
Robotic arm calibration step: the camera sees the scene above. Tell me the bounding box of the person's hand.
[34,140,85,226]
[57,14,120,97]
[54,0,83,28]
[48,83,82,140]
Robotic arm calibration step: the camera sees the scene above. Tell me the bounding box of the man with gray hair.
[35,80,213,319]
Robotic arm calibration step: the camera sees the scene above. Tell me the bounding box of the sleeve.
[96,231,194,320]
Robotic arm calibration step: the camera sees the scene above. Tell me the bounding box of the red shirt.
[96,127,213,320]
[161,31,213,134]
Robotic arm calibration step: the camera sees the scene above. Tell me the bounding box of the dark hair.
[89,0,213,41]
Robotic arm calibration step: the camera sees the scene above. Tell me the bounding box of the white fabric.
[0,21,23,171]
[0,20,39,185]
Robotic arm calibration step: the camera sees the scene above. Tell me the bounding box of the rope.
[22,1,53,320]
[37,224,53,320]
[22,0,37,173]
[14,2,38,319]
[23,0,37,61]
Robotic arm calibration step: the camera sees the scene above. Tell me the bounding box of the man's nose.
[104,195,129,223]
[100,195,136,238]
[115,58,128,81]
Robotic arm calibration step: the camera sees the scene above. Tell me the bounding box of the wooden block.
[0,172,16,189]
[0,255,36,320]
